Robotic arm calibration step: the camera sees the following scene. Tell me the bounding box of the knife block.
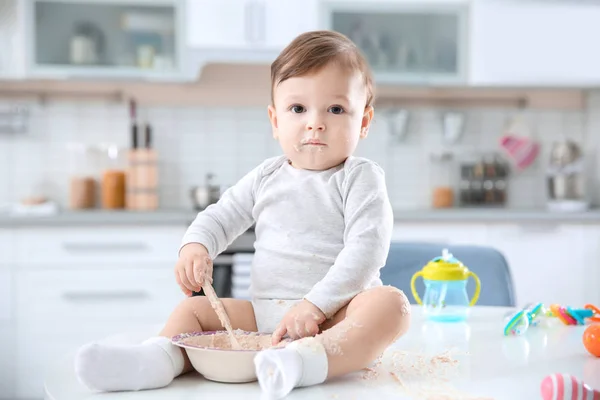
[126,149,158,210]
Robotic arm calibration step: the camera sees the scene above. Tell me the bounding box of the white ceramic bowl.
[171,331,287,383]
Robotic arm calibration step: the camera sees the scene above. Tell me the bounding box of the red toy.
[541,373,600,400]
[583,324,600,357]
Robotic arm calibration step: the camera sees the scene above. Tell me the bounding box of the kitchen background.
[0,91,597,211]
[2,0,600,399]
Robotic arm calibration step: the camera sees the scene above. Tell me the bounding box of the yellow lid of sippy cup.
[418,249,472,281]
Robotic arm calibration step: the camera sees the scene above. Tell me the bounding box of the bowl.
[171,330,288,383]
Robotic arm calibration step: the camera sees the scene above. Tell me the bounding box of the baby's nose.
[306,121,325,131]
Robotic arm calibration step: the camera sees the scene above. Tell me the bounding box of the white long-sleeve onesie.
[181,155,393,320]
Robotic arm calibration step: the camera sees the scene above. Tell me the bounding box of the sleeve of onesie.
[304,162,394,319]
[179,163,262,260]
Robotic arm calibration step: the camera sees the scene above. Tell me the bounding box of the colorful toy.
[525,302,545,327]
[583,324,600,358]
[546,303,597,326]
[504,302,547,336]
[503,303,600,336]
[503,309,529,336]
[540,373,600,400]
[585,304,600,322]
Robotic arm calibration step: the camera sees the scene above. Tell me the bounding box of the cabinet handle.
[244,0,265,44]
[244,1,254,43]
[213,254,233,266]
[61,291,150,302]
[256,0,266,43]
[516,224,560,234]
[62,243,150,253]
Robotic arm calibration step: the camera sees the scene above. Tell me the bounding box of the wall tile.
[0,91,599,210]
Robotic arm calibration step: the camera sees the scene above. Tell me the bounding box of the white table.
[45,306,600,400]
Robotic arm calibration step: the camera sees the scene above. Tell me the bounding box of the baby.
[74,30,411,399]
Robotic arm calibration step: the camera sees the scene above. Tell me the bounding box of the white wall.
[0,95,594,211]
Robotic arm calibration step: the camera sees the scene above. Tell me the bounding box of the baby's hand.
[175,243,213,296]
[272,299,326,345]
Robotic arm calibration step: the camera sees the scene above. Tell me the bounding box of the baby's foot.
[254,338,328,399]
[74,337,184,392]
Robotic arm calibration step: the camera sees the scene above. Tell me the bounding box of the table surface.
[44,306,600,400]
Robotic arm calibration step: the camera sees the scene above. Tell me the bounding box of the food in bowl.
[172,330,290,383]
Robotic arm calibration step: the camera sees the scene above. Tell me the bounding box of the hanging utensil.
[387,109,410,142]
[441,111,465,145]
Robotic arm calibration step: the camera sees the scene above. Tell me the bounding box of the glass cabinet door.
[323,2,468,85]
[28,0,183,80]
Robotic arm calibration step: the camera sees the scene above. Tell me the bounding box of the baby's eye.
[290,105,305,113]
[328,105,345,115]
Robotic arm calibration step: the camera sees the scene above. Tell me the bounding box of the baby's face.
[268,62,373,170]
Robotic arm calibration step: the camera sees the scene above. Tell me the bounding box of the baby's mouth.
[302,139,326,146]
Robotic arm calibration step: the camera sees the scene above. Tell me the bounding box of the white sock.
[74,336,184,392]
[254,337,328,399]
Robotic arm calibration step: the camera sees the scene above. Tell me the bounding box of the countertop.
[1,208,600,227]
[0,209,199,227]
[44,306,600,400]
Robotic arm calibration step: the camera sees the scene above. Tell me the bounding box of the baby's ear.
[360,105,374,139]
[267,105,279,139]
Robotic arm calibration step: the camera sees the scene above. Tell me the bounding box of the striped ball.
[541,373,600,400]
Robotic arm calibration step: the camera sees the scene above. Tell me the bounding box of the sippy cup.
[411,249,481,322]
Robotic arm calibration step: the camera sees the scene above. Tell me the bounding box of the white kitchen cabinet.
[0,271,11,322]
[10,223,187,400]
[469,0,600,86]
[0,229,14,266]
[0,327,15,400]
[24,0,187,81]
[487,223,587,307]
[320,0,469,85]
[16,268,183,327]
[580,225,600,306]
[186,0,249,49]
[14,226,185,267]
[15,321,161,399]
[186,0,318,65]
[264,1,320,49]
[392,222,489,246]
[0,0,26,80]
[14,266,182,399]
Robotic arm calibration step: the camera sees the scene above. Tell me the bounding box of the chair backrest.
[379,242,516,307]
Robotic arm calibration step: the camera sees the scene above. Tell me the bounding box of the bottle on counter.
[101,144,127,209]
[430,151,456,209]
[67,143,99,210]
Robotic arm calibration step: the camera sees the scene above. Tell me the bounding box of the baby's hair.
[270,30,374,108]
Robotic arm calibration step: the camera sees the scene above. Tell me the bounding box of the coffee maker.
[546,140,588,211]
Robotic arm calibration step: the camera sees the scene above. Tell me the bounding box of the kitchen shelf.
[26,0,186,81]
[0,88,124,104]
[374,87,586,110]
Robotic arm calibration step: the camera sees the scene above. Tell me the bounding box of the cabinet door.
[0,271,11,322]
[16,321,160,400]
[470,0,600,86]
[487,224,586,307]
[27,0,184,80]
[186,0,247,48]
[16,268,183,326]
[15,267,182,399]
[0,0,25,79]
[322,1,469,84]
[15,226,185,267]
[265,0,319,49]
[581,225,600,306]
[0,229,14,266]
[0,327,15,400]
